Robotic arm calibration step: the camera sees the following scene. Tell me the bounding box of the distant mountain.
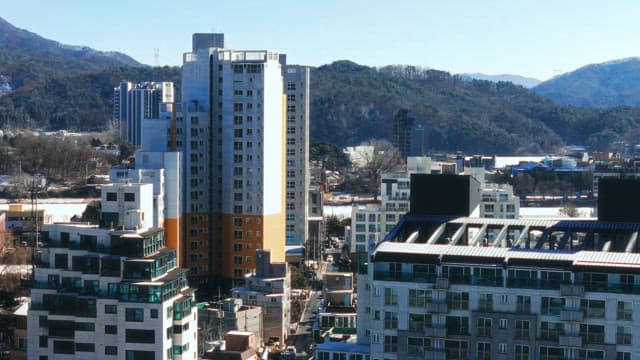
[3,16,640,153]
[460,73,542,88]
[0,16,141,71]
[0,16,176,131]
[533,58,640,108]
[310,62,640,153]
[0,15,143,101]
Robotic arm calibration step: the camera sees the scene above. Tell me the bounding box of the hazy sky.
[3,0,639,80]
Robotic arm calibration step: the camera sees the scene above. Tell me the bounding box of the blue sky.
[3,0,640,80]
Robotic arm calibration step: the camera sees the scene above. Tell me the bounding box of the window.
[477,342,491,360]
[447,291,469,310]
[539,346,563,360]
[443,266,471,283]
[383,335,397,353]
[408,289,432,307]
[617,352,631,360]
[515,345,529,360]
[617,301,632,320]
[124,193,135,202]
[106,192,117,201]
[580,324,604,344]
[498,343,507,354]
[541,297,565,316]
[408,313,431,331]
[384,311,398,329]
[581,299,605,318]
[105,346,118,355]
[75,343,95,352]
[616,326,632,345]
[53,341,74,354]
[446,316,469,336]
[125,308,144,322]
[125,329,155,344]
[621,274,634,289]
[515,319,530,339]
[105,325,117,334]
[498,318,508,329]
[407,337,430,356]
[516,295,531,313]
[150,309,158,318]
[583,272,608,289]
[576,349,604,360]
[54,253,68,269]
[125,350,155,360]
[75,322,94,331]
[540,321,564,341]
[39,335,47,347]
[477,318,492,337]
[445,340,468,359]
[384,288,398,305]
[105,304,117,315]
[478,293,493,311]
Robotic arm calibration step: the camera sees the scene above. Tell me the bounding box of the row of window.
[388,287,635,320]
[105,192,135,202]
[378,262,638,293]
[371,335,630,360]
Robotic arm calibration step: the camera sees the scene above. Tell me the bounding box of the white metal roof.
[375,241,640,268]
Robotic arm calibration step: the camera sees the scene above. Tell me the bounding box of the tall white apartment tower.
[283,65,310,245]
[181,35,286,288]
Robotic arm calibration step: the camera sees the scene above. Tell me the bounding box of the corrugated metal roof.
[374,241,640,269]
[400,214,640,231]
[575,251,640,265]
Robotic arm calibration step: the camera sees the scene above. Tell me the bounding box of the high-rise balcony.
[560,284,585,297]
[435,277,449,289]
[424,349,446,360]
[559,335,582,347]
[424,325,447,338]
[425,301,448,313]
[560,309,584,322]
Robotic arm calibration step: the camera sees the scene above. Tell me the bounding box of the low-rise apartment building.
[27,182,197,360]
[231,250,290,344]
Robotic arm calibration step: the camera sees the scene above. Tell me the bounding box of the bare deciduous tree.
[353,140,405,200]
[560,203,581,218]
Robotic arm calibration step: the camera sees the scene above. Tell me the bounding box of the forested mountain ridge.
[534,57,640,108]
[309,61,640,153]
[2,15,640,153]
[0,16,180,130]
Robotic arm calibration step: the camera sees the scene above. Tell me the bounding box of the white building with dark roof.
[354,175,640,360]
